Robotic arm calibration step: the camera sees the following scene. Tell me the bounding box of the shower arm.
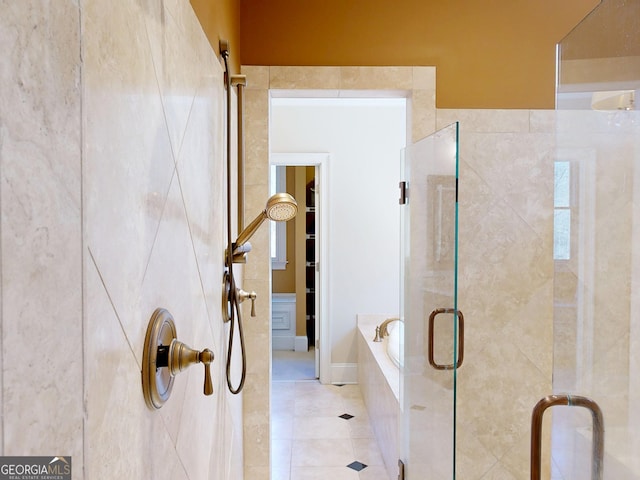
[232,211,267,255]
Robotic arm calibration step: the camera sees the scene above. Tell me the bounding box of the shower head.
[264,192,298,222]
[232,193,297,256]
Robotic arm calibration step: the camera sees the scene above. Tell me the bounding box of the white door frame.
[270,152,330,384]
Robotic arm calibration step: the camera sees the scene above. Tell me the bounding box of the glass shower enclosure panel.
[400,122,460,479]
[551,0,640,478]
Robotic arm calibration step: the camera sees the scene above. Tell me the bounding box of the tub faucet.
[373,326,382,342]
[375,317,400,341]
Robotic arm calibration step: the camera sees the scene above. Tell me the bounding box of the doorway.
[268,96,407,387]
[240,64,434,479]
[270,153,329,382]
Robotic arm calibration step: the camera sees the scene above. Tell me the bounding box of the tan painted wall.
[239,0,600,109]
[272,167,297,293]
[190,0,241,73]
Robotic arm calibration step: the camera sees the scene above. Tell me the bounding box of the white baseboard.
[330,363,358,384]
[272,336,294,350]
[294,336,308,352]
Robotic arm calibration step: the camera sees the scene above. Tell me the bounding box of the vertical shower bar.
[530,394,604,480]
[231,74,247,233]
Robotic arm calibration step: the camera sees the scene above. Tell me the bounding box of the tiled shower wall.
[1,1,242,479]
[1,0,83,465]
[438,109,555,478]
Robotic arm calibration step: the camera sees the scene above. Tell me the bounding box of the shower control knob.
[237,289,257,317]
[163,340,215,396]
[142,308,215,409]
[201,349,214,396]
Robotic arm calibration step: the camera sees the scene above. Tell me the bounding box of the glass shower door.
[549,1,640,478]
[400,122,460,479]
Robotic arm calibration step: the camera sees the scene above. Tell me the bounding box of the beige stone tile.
[272,439,293,469]
[530,109,557,133]
[174,69,226,320]
[502,281,554,378]
[455,425,499,480]
[85,261,188,480]
[243,370,272,424]
[245,466,271,480]
[437,109,530,132]
[498,429,549,480]
[476,462,518,480]
[272,466,292,480]
[0,0,83,462]
[243,65,270,90]
[411,89,437,141]
[412,66,436,90]
[293,416,352,439]
[342,397,369,416]
[291,438,355,467]
[351,438,386,466]
[357,465,390,480]
[272,414,294,440]
[270,66,341,90]
[244,420,271,468]
[340,66,413,91]
[290,466,359,480]
[83,0,176,347]
[175,310,220,480]
[457,339,550,461]
[347,416,377,439]
[272,385,296,413]
[459,131,555,248]
[144,1,202,157]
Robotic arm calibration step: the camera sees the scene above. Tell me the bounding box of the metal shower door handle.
[428,308,464,370]
[530,394,604,480]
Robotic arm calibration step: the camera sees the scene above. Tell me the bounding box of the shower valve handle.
[160,340,215,396]
[237,289,257,317]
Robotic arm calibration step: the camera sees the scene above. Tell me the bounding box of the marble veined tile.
[270,66,341,90]
[85,254,189,480]
[144,0,204,158]
[82,0,176,348]
[0,0,83,462]
[461,132,555,202]
[174,71,225,335]
[457,339,550,461]
[458,194,552,346]
[137,175,208,440]
[437,109,530,133]
[340,66,413,91]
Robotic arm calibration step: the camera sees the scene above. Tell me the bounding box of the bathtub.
[357,314,401,480]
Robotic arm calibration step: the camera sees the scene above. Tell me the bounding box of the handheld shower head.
[264,192,298,222]
[232,193,297,257]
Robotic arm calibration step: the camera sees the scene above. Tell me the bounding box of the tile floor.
[271,350,391,480]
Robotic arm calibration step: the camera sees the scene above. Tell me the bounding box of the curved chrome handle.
[428,308,464,370]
